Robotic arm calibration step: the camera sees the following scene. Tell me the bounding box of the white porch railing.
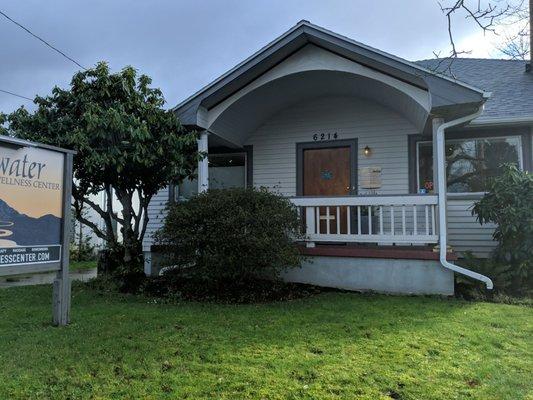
[290,195,438,246]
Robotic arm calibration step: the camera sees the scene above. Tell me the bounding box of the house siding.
[143,187,169,252]
[245,96,415,196]
[143,96,500,257]
[245,95,498,257]
[447,198,497,258]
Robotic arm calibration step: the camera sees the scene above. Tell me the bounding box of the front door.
[299,141,357,234]
[303,147,351,197]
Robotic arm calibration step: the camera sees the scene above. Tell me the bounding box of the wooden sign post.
[0,135,75,326]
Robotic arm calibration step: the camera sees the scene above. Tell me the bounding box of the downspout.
[436,107,494,289]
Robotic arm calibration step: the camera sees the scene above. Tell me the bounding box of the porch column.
[432,117,445,242]
[431,118,444,193]
[197,130,209,193]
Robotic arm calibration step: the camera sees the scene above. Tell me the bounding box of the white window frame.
[175,152,247,202]
[416,135,524,195]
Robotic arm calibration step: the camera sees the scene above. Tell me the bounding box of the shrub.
[70,235,96,262]
[96,246,145,293]
[154,187,305,287]
[471,164,533,296]
[141,272,322,304]
[455,252,528,301]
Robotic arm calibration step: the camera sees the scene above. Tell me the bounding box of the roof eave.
[173,21,488,121]
[172,21,309,112]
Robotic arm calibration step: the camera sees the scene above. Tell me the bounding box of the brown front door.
[302,146,353,234]
[303,147,351,196]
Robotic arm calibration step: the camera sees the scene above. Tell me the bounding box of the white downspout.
[435,108,494,289]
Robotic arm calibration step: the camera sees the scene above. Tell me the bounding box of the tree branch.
[72,183,109,221]
[72,182,119,245]
[139,202,150,243]
[72,199,109,241]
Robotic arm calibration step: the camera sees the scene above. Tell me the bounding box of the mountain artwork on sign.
[0,199,61,246]
[0,144,64,267]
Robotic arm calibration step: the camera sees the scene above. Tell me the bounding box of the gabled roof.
[174,20,488,126]
[416,58,533,123]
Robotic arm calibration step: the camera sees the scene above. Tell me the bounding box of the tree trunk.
[116,189,143,271]
[78,221,83,261]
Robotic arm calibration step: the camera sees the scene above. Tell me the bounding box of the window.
[174,153,246,201]
[209,153,246,190]
[416,136,523,193]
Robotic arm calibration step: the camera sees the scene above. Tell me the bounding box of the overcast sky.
[0,0,502,114]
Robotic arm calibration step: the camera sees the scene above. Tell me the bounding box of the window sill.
[446,192,485,200]
[412,192,486,200]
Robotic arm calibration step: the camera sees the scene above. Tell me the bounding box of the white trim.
[416,140,421,191]
[172,20,488,112]
[446,192,485,199]
[205,45,431,131]
[434,110,494,289]
[306,23,489,97]
[469,116,533,126]
[290,195,438,207]
[289,195,438,247]
[172,22,306,111]
[292,195,438,246]
[303,234,438,244]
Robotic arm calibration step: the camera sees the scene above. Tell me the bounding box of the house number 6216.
[313,132,338,141]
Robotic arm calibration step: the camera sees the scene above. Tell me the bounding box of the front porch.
[185,141,442,251]
[287,195,452,295]
[290,194,438,248]
[180,36,471,254]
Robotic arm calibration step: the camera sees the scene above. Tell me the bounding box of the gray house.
[143,21,532,295]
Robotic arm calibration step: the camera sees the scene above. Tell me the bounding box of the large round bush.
[155,187,305,285]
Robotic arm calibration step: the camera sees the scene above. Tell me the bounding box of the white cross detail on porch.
[318,214,336,222]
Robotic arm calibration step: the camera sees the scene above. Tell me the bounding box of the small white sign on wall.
[360,166,382,189]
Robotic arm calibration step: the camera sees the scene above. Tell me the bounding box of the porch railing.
[290,195,438,246]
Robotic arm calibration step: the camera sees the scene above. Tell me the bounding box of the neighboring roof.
[174,20,488,126]
[416,58,533,123]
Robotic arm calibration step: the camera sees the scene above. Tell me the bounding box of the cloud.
[0,0,491,114]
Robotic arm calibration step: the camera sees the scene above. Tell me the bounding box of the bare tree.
[496,1,530,60]
[439,1,512,57]
[434,0,530,74]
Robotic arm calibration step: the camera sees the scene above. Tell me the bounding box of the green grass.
[0,285,531,400]
[69,260,97,271]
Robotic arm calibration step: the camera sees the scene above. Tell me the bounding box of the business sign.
[0,136,74,326]
[0,144,64,267]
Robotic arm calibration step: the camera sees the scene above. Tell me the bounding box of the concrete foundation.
[282,256,454,295]
[145,250,455,295]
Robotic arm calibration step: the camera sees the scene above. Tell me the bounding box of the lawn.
[0,285,531,400]
[70,260,97,271]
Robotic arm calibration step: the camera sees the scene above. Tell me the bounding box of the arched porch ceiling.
[175,21,488,139]
[207,66,431,147]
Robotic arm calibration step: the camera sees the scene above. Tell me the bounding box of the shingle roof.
[415,58,533,122]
